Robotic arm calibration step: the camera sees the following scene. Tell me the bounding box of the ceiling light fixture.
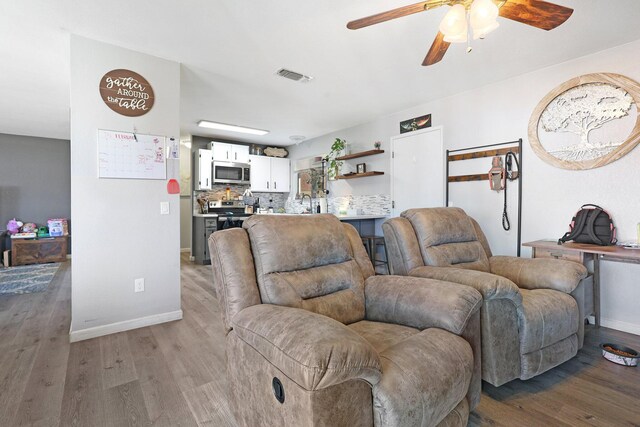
[289,135,306,145]
[197,120,269,136]
[439,4,467,43]
[470,0,500,40]
[439,0,499,44]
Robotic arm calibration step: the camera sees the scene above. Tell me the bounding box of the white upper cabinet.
[270,157,290,193]
[249,155,271,192]
[233,145,250,163]
[194,149,212,190]
[212,142,232,161]
[211,142,250,163]
[249,155,290,193]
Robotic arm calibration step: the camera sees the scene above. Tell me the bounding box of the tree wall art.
[528,73,640,170]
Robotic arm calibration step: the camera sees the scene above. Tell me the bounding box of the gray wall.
[0,132,71,232]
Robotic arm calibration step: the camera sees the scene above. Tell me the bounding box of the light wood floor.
[1,257,639,426]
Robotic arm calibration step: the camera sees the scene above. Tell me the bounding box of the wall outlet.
[160,201,170,215]
[134,278,145,293]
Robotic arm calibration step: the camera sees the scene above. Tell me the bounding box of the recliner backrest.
[401,208,490,272]
[243,214,366,324]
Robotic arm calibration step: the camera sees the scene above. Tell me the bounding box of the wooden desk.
[11,236,68,266]
[523,240,640,328]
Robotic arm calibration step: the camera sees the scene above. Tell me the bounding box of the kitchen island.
[193,211,388,264]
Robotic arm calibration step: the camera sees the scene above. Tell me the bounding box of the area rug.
[0,263,61,295]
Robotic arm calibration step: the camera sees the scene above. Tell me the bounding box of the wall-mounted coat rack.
[445,139,523,256]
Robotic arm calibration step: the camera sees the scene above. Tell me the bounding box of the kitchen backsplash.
[195,185,391,216]
[286,194,392,215]
[195,184,288,211]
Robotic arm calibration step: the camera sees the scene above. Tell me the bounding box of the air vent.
[276,68,313,83]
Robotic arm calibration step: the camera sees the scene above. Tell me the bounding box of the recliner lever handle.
[272,377,285,404]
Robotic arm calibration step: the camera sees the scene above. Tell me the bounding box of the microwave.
[212,161,251,185]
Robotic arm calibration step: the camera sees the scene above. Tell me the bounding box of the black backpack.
[558,204,617,246]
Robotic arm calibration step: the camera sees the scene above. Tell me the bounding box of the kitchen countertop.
[251,213,387,220]
[193,212,387,220]
[333,215,387,220]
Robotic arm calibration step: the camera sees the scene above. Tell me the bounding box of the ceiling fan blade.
[422,32,450,66]
[499,0,573,30]
[347,1,444,30]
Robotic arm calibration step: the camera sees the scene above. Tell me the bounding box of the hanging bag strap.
[558,209,589,244]
[585,208,605,245]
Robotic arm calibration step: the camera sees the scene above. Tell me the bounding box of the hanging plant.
[325,138,346,179]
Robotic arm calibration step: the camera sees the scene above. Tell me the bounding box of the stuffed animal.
[22,222,38,233]
[7,218,23,235]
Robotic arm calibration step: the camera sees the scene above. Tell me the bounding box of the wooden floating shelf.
[448,147,519,162]
[336,171,384,180]
[448,174,488,183]
[336,149,384,161]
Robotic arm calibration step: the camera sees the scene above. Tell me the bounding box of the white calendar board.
[98,130,166,179]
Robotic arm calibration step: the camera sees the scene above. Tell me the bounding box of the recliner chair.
[383,208,589,387]
[209,214,483,426]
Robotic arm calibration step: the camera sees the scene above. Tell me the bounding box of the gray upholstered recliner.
[209,214,483,426]
[383,208,589,387]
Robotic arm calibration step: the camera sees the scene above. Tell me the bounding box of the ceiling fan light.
[472,21,499,39]
[439,4,467,43]
[470,0,499,39]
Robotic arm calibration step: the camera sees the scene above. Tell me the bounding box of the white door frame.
[390,126,444,217]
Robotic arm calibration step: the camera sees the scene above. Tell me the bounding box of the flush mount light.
[289,135,306,145]
[197,120,269,136]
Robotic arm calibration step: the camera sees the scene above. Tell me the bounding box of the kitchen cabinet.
[194,149,212,190]
[211,142,250,163]
[193,217,217,265]
[270,157,290,192]
[249,155,290,193]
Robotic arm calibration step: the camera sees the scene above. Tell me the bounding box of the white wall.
[289,39,640,335]
[69,36,181,341]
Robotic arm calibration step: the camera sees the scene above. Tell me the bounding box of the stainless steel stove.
[208,200,252,229]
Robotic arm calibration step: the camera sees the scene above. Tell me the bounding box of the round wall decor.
[99,69,155,117]
[528,73,640,170]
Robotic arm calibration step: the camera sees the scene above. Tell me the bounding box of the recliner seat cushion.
[518,289,579,354]
[348,320,420,354]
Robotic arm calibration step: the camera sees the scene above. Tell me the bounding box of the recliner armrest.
[489,256,588,293]
[364,275,482,335]
[409,266,523,307]
[231,304,382,391]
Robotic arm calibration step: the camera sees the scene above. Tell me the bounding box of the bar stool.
[361,235,389,275]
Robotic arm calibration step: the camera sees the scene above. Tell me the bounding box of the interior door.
[249,155,271,192]
[391,127,444,217]
[270,158,290,193]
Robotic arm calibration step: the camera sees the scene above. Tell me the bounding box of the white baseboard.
[180,248,190,253]
[69,309,183,343]
[600,317,640,336]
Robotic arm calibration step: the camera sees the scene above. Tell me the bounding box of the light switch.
[160,202,170,215]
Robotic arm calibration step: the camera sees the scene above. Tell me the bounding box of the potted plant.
[324,138,346,179]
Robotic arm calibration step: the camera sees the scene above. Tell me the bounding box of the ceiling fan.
[347,0,573,66]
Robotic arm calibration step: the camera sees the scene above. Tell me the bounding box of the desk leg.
[593,254,600,328]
